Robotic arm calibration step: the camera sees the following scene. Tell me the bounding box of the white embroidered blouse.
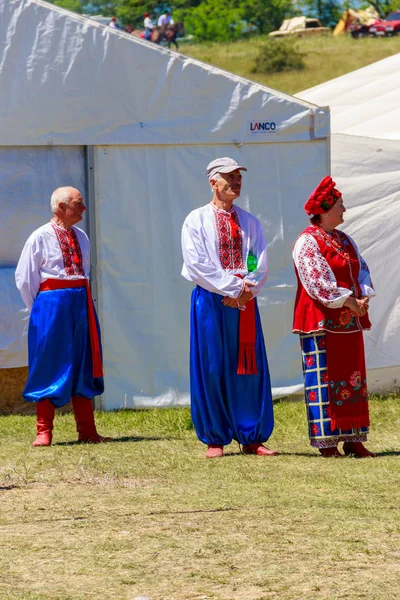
[292,232,375,308]
[181,202,268,298]
[15,221,90,310]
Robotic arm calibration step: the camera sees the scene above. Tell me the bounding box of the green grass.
[0,396,399,599]
[181,35,400,95]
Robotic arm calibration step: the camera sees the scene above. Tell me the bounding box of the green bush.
[177,0,245,42]
[251,38,305,74]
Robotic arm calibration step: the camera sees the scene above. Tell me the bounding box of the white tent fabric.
[0,0,331,408]
[297,52,400,141]
[297,54,400,394]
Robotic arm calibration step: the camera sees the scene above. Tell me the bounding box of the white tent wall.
[0,146,86,368]
[94,141,328,410]
[329,134,400,393]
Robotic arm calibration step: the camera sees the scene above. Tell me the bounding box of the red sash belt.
[235,275,258,376]
[39,278,103,378]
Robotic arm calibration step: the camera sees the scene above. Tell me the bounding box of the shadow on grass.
[223,451,318,458]
[53,435,176,446]
[221,451,318,458]
[374,450,400,457]
[274,450,400,458]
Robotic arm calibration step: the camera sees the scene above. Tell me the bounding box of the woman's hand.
[344,296,369,317]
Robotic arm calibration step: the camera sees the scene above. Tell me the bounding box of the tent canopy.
[298,52,400,140]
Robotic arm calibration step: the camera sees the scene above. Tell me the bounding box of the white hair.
[211,172,223,181]
[50,187,74,212]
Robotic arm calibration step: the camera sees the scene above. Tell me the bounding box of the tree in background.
[295,0,342,26]
[173,0,294,40]
[50,0,83,12]
[47,0,294,37]
[241,0,293,34]
[362,0,400,17]
[173,0,244,41]
[83,0,120,15]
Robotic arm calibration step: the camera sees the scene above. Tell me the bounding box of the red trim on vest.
[39,278,103,378]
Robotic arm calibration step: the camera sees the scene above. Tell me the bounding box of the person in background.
[108,16,120,29]
[15,187,110,447]
[292,176,375,458]
[181,157,277,459]
[144,12,155,40]
[157,9,174,27]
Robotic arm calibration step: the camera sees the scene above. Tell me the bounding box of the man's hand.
[222,296,239,308]
[222,282,255,309]
[344,296,369,317]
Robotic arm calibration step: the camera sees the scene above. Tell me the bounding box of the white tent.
[0,0,330,409]
[297,53,400,394]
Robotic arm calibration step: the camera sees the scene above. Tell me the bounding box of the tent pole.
[84,146,103,410]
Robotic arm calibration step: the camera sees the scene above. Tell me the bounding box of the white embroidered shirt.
[293,232,375,308]
[15,221,90,311]
[181,202,268,298]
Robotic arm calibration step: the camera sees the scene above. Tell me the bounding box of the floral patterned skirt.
[300,332,368,448]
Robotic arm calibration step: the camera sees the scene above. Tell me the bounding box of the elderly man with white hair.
[15,187,110,446]
[181,157,277,458]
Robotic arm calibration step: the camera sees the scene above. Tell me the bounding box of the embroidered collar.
[210,202,236,216]
[51,219,73,233]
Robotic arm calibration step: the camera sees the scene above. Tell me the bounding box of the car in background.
[369,11,400,36]
[269,16,331,38]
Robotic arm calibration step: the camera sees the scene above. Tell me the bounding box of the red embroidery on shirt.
[214,208,244,270]
[51,223,85,276]
[296,235,343,304]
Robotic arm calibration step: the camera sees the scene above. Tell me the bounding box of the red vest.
[293,226,371,334]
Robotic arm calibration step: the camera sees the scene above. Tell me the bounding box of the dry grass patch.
[182,35,400,95]
[0,397,399,600]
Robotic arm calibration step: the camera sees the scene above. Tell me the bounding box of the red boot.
[319,446,344,458]
[71,396,112,443]
[32,399,55,447]
[343,441,375,458]
[242,443,279,456]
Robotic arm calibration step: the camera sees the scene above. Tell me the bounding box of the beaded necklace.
[314,225,350,261]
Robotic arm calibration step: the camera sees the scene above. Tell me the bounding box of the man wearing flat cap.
[181,157,277,458]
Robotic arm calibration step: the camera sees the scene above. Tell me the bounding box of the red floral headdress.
[304,176,342,216]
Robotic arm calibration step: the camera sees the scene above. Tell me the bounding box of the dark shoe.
[205,445,224,458]
[32,399,55,447]
[343,441,375,458]
[71,396,112,443]
[242,443,279,456]
[319,446,344,458]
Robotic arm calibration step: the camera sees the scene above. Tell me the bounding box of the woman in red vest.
[293,176,375,458]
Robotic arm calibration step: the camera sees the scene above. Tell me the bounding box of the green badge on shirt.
[247,251,257,273]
